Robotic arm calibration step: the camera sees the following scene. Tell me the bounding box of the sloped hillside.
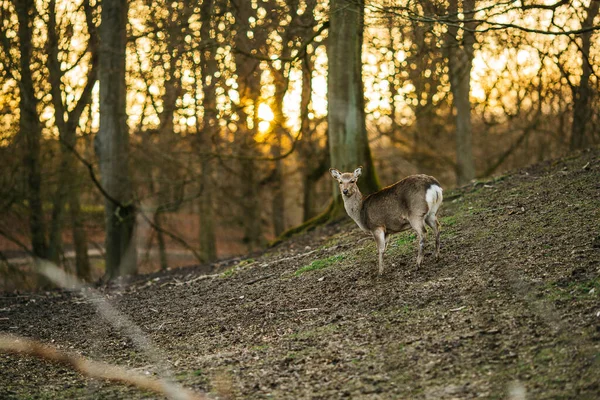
[1,148,599,399]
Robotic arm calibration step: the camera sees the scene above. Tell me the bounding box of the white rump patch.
[425,185,443,217]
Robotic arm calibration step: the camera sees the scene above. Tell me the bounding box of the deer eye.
[350,180,355,183]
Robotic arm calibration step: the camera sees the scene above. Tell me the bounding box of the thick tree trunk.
[447,0,477,186]
[16,0,47,260]
[97,0,136,280]
[570,1,599,150]
[327,0,378,205]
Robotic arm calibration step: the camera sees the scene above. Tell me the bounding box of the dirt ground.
[1,148,599,399]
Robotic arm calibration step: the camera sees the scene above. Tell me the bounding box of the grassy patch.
[395,233,416,246]
[389,232,416,255]
[440,215,458,227]
[294,254,345,276]
[544,278,600,302]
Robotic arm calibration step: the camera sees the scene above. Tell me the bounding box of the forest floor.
[1,148,599,399]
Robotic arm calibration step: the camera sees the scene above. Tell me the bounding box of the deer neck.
[342,190,368,232]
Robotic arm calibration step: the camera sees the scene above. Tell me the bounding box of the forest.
[0,0,598,285]
[1,0,600,398]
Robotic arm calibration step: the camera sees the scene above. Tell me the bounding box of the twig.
[262,248,321,268]
[245,273,276,285]
[175,273,220,285]
[0,334,206,400]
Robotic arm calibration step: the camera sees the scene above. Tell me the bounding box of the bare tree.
[570,0,599,150]
[46,0,96,279]
[231,0,265,251]
[198,0,218,262]
[96,0,137,279]
[14,0,47,259]
[446,0,477,185]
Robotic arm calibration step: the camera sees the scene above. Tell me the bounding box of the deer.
[329,167,443,275]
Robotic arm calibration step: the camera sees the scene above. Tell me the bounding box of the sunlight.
[257,102,274,122]
[257,102,274,133]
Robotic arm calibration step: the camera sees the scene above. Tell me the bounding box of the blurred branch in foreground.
[27,260,208,400]
[0,334,206,400]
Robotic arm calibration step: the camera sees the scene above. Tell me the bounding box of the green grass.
[295,255,346,276]
[221,267,237,278]
[395,233,416,246]
[440,215,458,227]
[390,233,416,255]
[221,258,255,278]
[544,278,600,302]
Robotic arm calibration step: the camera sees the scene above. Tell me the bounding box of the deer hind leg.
[384,234,392,251]
[409,217,427,267]
[373,227,386,275]
[425,214,441,259]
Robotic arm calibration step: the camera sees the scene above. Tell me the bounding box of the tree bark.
[69,192,91,281]
[197,0,218,262]
[269,71,288,237]
[570,0,599,150]
[15,0,47,259]
[232,0,264,251]
[297,53,329,222]
[46,0,95,277]
[96,0,137,280]
[327,0,378,205]
[447,0,476,185]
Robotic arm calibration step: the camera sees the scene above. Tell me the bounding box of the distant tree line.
[0,0,598,286]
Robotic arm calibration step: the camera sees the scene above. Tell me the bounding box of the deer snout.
[343,188,349,195]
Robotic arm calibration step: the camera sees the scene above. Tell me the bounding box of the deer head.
[329,166,362,198]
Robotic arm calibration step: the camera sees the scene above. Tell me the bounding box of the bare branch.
[0,334,206,400]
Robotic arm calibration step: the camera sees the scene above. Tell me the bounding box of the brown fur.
[330,167,443,274]
[361,175,440,233]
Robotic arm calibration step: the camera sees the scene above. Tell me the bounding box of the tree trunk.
[68,191,91,281]
[327,0,378,205]
[271,148,286,237]
[197,0,218,262]
[570,0,599,150]
[46,0,95,274]
[447,0,476,185]
[96,0,136,280]
[232,0,263,251]
[269,68,288,237]
[299,55,315,222]
[296,53,329,222]
[15,0,47,260]
[153,211,168,270]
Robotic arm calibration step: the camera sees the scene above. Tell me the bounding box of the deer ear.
[353,166,363,178]
[329,168,342,180]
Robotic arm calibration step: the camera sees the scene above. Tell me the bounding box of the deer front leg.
[373,227,386,275]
